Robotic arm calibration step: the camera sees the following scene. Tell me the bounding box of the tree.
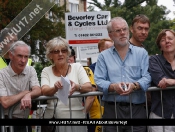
[88,0,174,55]
[0,0,67,64]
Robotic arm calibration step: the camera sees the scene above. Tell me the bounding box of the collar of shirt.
[7,64,27,77]
[158,54,167,65]
[111,43,134,55]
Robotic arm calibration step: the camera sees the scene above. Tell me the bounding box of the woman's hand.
[54,80,63,91]
[69,80,78,95]
[158,78,175,89]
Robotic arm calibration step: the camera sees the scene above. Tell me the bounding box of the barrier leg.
[129,94,133,132]
[114,96,118,132]
[1,126,5,132]
[160,90,165,132]
[9,126,14,132]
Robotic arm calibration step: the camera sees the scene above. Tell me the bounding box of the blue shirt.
[94,44,151,104]
[149,54,175,118]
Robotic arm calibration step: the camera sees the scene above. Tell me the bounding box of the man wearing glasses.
[94,17,151,132]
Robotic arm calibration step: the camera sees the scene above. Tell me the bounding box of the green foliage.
[0,0,66,59]
[0,0,68,80]
[33,61,51,84]
[88,0,175,55]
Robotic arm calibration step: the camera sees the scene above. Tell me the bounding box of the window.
[69,0,79,12]
[69,3,78,12]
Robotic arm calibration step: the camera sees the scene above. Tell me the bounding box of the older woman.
[149,29,175,131]
[41,37,92,132]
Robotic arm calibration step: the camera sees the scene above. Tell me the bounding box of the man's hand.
[111,83,125,94]
[20,92,31,110]
[121,83,134,95]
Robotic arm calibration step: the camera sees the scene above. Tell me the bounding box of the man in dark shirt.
[149,29,175,131]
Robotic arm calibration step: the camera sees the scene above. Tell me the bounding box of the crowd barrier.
[0,86,175,132]
[0,96,58,132]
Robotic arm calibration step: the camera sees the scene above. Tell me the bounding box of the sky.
[87,0,175,20]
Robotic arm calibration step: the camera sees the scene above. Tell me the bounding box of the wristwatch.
[133,82,137,90]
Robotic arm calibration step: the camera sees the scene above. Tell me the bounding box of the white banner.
[65,11,111,46]
[79,45,99,58]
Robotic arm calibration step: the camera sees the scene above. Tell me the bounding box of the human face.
[99,41,113,52]
[130,22,149,43]
[2,35,18,58]
[9,46,29,74]
[68,55,75,63]
[159,31,175,53]
[105,41,113,49]
[50,46,68,65]
[109,20,129,47]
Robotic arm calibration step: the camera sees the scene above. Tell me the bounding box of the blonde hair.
[45,36,71,63]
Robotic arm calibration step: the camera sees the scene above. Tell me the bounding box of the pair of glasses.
[110,27,128,34]
[50,49,68,54]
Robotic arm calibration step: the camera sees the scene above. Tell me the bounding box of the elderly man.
[94,17,151,132]
[0,28,32,69]
[0,41,41,132]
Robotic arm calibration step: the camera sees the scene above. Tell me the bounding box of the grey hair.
[10,41,31,55]
[45,36,71,64]
[107,17,129,33]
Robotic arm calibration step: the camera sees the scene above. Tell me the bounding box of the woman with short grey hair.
[41,36,92,132]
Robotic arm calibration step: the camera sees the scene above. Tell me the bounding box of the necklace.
[54,64,70,77]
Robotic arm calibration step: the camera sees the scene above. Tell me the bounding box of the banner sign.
[0,119,174,126]
[65,11,111,46]
[79,45,99,58]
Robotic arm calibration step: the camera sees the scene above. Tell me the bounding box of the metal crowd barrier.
[69,86,175,132]
[0,104,5,132]
[0,87,174,132]
[0,96,58,132]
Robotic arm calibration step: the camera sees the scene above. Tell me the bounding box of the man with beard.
[94,17,151,132]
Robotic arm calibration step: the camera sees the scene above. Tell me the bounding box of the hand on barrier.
[69,80,77,96]
[121,83,135,95]
[20,92,32,110]
[158,78,175,89]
